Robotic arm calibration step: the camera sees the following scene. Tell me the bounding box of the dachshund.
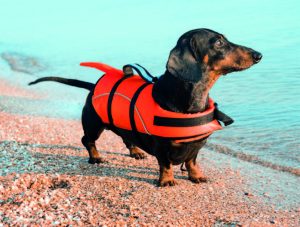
[29,28,262,186]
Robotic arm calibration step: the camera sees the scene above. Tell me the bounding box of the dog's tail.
[28,77,94,90]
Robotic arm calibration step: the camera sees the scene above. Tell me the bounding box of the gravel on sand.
[0,112,299,226]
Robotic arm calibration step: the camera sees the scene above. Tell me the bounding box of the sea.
[0,0,299,174]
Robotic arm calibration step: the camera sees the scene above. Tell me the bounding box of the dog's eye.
[215,39,224,48]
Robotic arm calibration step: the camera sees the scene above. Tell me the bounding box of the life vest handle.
[123,63,158,83]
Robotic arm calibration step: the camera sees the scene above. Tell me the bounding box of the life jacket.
[80,62,233,143]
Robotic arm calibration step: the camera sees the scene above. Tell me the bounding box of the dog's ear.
[166,36,203,82]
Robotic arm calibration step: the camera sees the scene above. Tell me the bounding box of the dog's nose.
[252,51,262,63]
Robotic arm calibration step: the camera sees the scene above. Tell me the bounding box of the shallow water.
[0,0,299,171]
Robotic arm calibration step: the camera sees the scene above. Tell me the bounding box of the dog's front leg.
[185,157,207,183]
[156,156,176,186]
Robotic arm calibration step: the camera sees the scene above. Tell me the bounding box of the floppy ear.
[166,37,202,82]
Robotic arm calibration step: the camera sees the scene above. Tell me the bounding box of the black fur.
[29,77,94,90]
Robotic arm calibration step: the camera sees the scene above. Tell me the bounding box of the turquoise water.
[0,0,299,170]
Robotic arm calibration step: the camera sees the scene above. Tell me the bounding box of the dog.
[29,28,262,186]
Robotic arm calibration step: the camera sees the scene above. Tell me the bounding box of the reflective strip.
[129,83,151,148]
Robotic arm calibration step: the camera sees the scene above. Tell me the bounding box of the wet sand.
[0,80,299,226]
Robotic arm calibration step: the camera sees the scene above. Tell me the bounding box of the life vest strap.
[129,82,151,147]
[174,132,212,143]
[107,75,132,126]
[153,103,233,128]
[153,112,214,127]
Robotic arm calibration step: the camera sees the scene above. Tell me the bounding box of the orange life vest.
[80,62,233,143]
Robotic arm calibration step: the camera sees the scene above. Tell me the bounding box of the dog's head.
[167,28,262,82]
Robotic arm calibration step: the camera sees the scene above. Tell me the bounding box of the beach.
[1,0,300,225]
[0,80,299,226]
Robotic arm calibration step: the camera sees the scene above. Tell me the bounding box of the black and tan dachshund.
[29,28,262,186]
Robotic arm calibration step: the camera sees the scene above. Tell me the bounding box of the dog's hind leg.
[81,93,105,164]
[82,132,105,164]
[123,140,146,159]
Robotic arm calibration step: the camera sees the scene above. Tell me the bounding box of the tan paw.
[188,175,208,183]
[159,178,177,187]
[129,147,146,159]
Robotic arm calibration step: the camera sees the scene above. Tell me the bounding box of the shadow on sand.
[0,140,187,186]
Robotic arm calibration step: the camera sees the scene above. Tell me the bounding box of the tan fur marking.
[185,159,207,183]
[203,54,209,64]
[159,164,176,186]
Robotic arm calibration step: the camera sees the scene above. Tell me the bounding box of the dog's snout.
[252,51,262,63]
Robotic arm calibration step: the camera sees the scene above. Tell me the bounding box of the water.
[0,0,299,171]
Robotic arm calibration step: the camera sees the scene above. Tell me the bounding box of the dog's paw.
[188,176,208,183]
[129,147,146,160]
[158,179,177,187]
[88,157,106,164]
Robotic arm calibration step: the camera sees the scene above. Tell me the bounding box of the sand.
[0,81,299,226]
